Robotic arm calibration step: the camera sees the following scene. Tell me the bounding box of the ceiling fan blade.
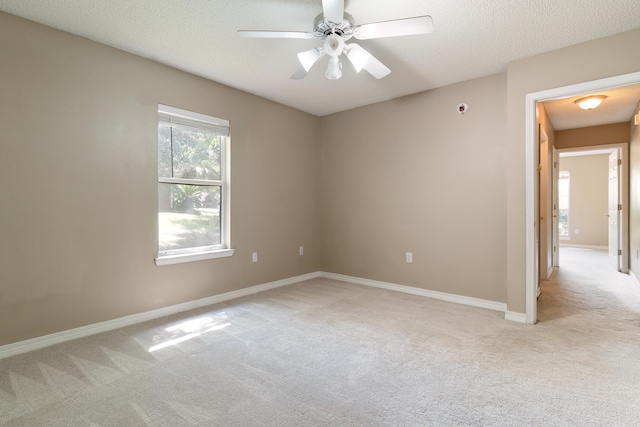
[291,66,309,79]
[237,30,314,39]
[363,56,391,79]
[322,0,345,24]
[345,43,390,79]
[353,15,433,40]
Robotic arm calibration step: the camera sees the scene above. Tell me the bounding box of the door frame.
[552,147,559,268]
[554,144,628,271]
[525,71,640,324]
[539,127,553,282]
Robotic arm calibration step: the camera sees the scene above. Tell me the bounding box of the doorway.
[524,71,640,324]
[552,146,628,272]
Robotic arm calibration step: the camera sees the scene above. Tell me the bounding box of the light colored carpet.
[1,248,639,426]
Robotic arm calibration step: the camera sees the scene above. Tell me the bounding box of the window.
[155,105,233,266]
[558,171,570,238]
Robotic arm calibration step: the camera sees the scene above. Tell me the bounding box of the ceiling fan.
[237,0,433,80]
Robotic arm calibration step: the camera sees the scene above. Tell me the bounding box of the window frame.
[155,104,234,266]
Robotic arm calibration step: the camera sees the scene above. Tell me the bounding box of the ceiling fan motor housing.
[313,13,354,40]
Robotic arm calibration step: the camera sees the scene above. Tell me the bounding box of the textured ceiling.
[1,0,640,119]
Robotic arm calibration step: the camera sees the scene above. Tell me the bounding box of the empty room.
[1,1,640,425]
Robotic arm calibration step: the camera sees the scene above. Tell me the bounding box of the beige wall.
[0,12,321,346]
[506,28,640,313]
[558,155,609,247]
[630,103,640,275]
[556,123,630,149]
[320,74,508,303]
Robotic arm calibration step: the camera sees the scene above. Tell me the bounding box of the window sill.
[155,248,235,266]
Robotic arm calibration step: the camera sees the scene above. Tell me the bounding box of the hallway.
[538,247,640,323]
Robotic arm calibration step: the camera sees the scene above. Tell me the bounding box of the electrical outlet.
[299,246,304,256]
[574,229,580,235]
[406,252,413,263]
[252,252,258,263]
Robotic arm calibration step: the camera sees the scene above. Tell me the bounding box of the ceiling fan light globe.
[326,57,342,79]
[297,48,322,71]
[346,48,369,72]
[324,34,345,57]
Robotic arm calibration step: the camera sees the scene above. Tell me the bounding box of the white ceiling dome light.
[575,95,607,110]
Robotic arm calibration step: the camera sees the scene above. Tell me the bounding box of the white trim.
[222,130,231,253]
[319,272,507,312]
[525,89,537,324]
[505,311,527,323]
[629,270,640,297]
[0,270,526,359]
[559,244,607,250]
[559,147,620,157]
[155,248,235,266]
[525,71,640,325]
[158,104,229,127]
[0,271,321,359]
[546,266,554,280]
[159,177,224,186]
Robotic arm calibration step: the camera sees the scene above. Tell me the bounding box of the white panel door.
[552,148,559,268]
[534,125,540,293]
[608,151,620,271]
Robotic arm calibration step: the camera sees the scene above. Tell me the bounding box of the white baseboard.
[545,266,554,280]
[559,244,607,250]
[504,311,527,323]
[1,270,521,359]
[629,269,640,296]
[319,272,507,313]
[0,271,321,359]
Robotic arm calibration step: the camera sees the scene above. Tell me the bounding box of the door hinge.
[553,245,556,252]
[618,159,622,166]
[554,161,558,168]
[618,204,623,211]
[618,249,622,256]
